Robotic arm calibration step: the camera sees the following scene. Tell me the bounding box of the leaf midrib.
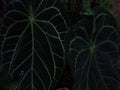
[31,18,34,90]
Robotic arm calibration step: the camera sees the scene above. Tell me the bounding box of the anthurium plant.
[0,0,120,90]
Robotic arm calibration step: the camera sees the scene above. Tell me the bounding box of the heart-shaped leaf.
[0,0,67,89]
[65,6,120,90]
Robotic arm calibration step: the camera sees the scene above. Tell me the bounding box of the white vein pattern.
[0,0,67,90]
[67,8,119,90]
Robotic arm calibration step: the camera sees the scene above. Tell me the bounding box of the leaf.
[0,0,67,89]
[82,0,93,15]
[65,6,119,90]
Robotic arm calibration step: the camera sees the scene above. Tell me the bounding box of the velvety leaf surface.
[65,6,120,90]
[0,0,67,90]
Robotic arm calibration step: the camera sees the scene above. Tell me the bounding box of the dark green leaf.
[0,0,67,89]
[65,6,119,90]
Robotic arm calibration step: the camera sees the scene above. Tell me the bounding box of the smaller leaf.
[82,0,93,15]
